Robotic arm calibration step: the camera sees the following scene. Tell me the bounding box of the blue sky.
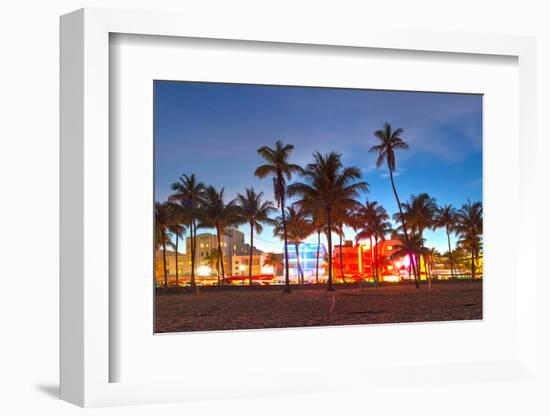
[154,81,482,254]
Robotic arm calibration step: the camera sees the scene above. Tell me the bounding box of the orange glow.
[358,241,371,250]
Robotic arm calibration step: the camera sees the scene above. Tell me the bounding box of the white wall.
[1,1,548,415]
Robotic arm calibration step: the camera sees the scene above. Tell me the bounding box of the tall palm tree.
[154,201,177,288]
[169,174,205,290]
[273,206,313,284]
[434,204,458,279]
[199,186,241,285]
[370,122,419,288]
[455,200,483,281]
[288,151,368,291]
[236,188,277,285]
[255,141,303,293]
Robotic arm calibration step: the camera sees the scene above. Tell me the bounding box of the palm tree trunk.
[425,255,431,290]
[446,227,455,280]
[430,256,433,279]
[175,234,179,287]
[374,236,379,285]
[280,193,291,293]
[471,245,475,281]
[190,219,196,290]
[389,169,419,288]
[295,241,303,285]
[326,208,334,291]
[249,222,254,286]
[216,226,225,284]
[369,235,376,286]
[315,231,320,284]
[162,236,168,288]
[339,229,345,283]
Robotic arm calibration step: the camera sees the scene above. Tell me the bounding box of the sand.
[155,281,482,333]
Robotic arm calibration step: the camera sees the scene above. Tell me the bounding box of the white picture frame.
[60,7,538,408]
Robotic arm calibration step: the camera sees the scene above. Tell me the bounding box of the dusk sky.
[154,81,482,254]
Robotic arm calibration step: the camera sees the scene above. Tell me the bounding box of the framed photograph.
[60,8,539,409]
[152,80,484,334]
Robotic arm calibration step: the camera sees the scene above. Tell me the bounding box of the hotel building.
[286,242,327,282]
[333,240,373,276]
[185,228,248,276]
[155,228,252,285]
[230,253,273,277]
[332,239,412,282]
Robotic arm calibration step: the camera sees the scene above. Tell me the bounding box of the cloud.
[380,167,406,179]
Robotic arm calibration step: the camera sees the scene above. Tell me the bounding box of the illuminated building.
[184,228,249,277]
[155,250,185,280]
[231,253,271,277]
[375,240,411,282]
[333,240,373,276]
[285,242,327,282]
[331,239,415,282]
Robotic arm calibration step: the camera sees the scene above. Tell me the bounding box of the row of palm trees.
[155,178,278,288]
[155,122,483,293]
[257,190,482,291]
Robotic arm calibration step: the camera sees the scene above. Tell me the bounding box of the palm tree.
[391,233,427,283]
[425,247,439,288]
[288,151,368,291]
[332,203,360,283]
[434,204,458,279]
[199,186,241,285]
[168,221,186,287]
[455,200,483,281]
[236,188,277,285]
[352,200,381,284]
[169,174,205,290]
[273,206,313,284]
[397,193,437,283]
[263,252,283,276]
[311,209,326,284]
[203,248,220,276]
[154,201,177,288]
[370,123,419,288]
[255,141,303,293]
[356,205,392,286]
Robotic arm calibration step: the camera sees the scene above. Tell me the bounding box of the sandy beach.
[155,281,482,333]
